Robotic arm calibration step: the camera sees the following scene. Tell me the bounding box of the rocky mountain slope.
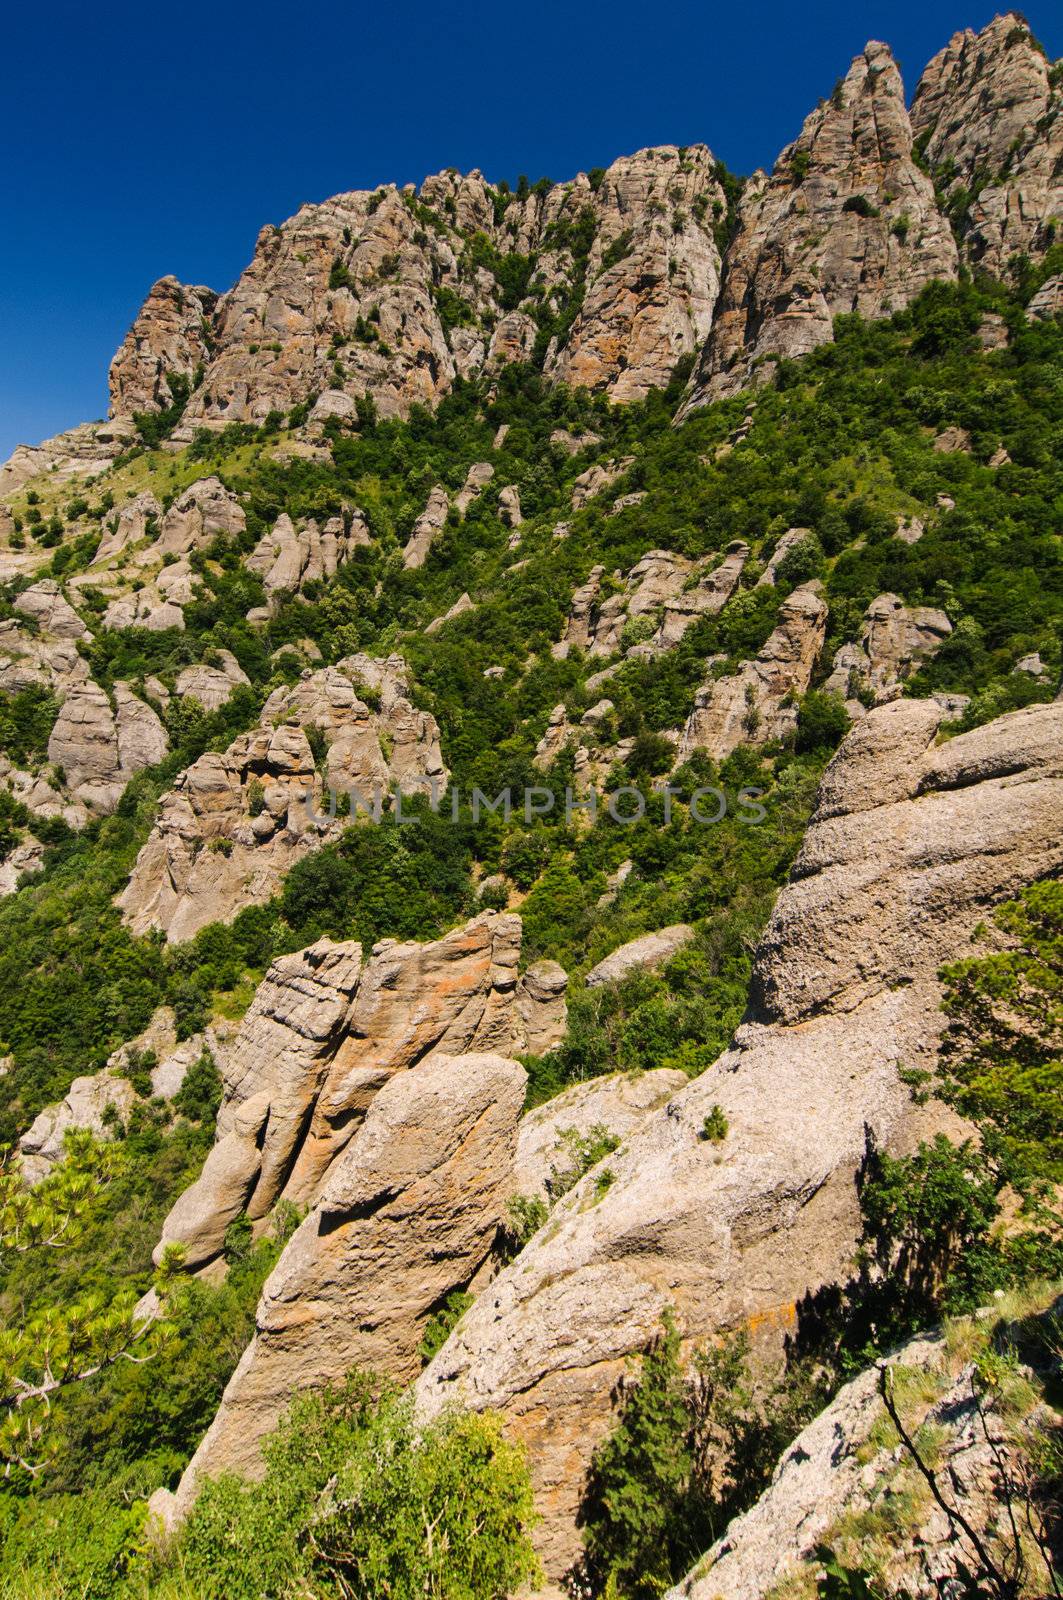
[0,13,1061,1600]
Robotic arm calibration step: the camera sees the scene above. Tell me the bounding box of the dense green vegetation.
[0,267,1060,1594]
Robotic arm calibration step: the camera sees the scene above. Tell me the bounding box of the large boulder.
[154,1050,526,1525]
[414,698,1063,1581]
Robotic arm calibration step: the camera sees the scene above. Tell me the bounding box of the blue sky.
[2,0,1060,461]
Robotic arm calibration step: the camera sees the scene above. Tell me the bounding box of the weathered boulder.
[118,655,446,942]
[415,697,1063,1580]
[47,681,168,814]
[685,42,957,407]
[19,1071,137,1186]
[13,581,92,642]
[402,484,450,569]
[679,583,827,760]
[824,592,951,705]
[0,838,45,897]
[585,925,696,988]
[173,651,251,713]
[155,1051,526,1521]
[656,543,750,649]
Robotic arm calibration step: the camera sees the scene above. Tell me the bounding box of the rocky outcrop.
[118,655,445,942]
[679,583,827,761]
[402,484,451,570]
[97,478,245,632]
[546,148,725,402]
[584,925,696,988]
[92,490,162,565]
[19,1070,137,1185]
[151,912,565,1269]
[668,1298,1060,1600]
[107,150,724,437]
[415,697,1063,1580]
[655,542,749,649]
[173,650,251,713]
[13,580,92,641]
[570,458,633,511]
[512,1068,687,1201]
[685,43,958,408]
[47,681,168,814]
[0,838,45,897]
[154,1050,526,1523]
[424,592,474,635]
[0,419,137,501]
[244,509,370,606]
[823,592,951,707]
[554,549,716,662]
[911,14,1063,278]
[108,277,218,417]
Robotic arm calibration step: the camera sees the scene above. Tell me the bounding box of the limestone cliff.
[911,13,1063,277]
[106,147,726,435]
[684,42,958,408]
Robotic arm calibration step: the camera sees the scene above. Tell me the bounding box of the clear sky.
[2,0,1060,461]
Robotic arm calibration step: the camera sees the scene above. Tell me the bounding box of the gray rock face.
[173,651,251,713]
[47,680,168,814]
[685,42,958,408]
[403,484,451,570]
[108,276,218,417]
[911,14,1063,278]
[678,583,828,761]
[19,1071,137,1186]
[157,1051,526,1523]
[824,592,951,706]
[513,1069,688,1201]
[666,1309,1056,1600]
[414,697,1063,1580]
[152,912,566,1269]
[655,542,751,649]
[118,655,446,942]
[14,580,92,642]
[585,925,696,988]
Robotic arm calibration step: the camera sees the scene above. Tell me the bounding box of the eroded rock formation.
[911,14,1063,278]
[685,43,958,407]
[678,583,827,761]
[119,654,446,942]
[155,1050,527,1523]
[152,912,566,1269]
[415,697,1063,1580]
